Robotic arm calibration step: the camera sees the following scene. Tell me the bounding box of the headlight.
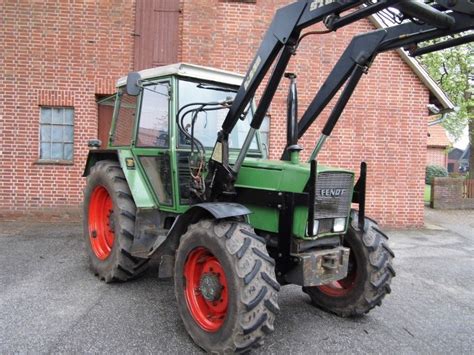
[307,219,320,236]
[333,217,346,233]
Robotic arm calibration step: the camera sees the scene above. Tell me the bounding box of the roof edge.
[116,63,244,87]
[427,143,450,148]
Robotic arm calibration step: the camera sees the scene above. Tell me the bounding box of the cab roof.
[116,63,244,88]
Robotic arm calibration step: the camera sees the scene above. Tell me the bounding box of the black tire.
[174,219,280,353]
[303,210,395,317]
[83,160,149,283]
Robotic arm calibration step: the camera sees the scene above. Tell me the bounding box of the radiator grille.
[314,172,353,219]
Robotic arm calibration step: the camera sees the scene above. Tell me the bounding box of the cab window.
[178,79,258,150]
[137,83,170,148]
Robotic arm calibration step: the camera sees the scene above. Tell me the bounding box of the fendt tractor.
[82,0,473,352]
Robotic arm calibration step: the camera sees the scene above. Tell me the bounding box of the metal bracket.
[352,162,367,231]
[284,246,350,287]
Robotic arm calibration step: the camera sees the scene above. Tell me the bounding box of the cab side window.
[139,155,173,206]
[137,84,170,147]
[111,90,137,146]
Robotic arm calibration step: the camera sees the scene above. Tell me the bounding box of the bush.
[425,165,448,185]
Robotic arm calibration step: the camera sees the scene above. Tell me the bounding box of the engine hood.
[236,158,354,193]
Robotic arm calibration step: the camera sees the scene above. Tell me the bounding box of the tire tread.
[84,160,150,284]
[175,220,279,354]
[304,210,395,317]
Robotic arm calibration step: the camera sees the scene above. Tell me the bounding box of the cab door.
[132,81,175,210]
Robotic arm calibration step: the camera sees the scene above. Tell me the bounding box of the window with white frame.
[40,107,74,161]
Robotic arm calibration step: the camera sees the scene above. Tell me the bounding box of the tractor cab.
[91,63,356,244]
[106,63,265,211]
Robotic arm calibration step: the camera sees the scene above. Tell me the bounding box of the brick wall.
[1,0,429,227]
[1,0,135,214]
[427,147,447,167]
[431,178,474,209]
[181,0,428,227]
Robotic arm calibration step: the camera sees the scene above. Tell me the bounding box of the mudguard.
[82,149,118,177]
[151,202,251,256]
[149,202,252,278]
[185,202,251,220]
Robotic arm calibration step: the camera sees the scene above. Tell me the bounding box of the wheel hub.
[88,185,115,260]
[199,273,223,302]
[183,247,229,332]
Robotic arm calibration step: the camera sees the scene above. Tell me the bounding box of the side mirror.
[88,139,102,149]
[126,72,141,96]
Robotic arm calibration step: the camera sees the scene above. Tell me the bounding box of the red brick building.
[0,0,451,227]
[427,123,450,168]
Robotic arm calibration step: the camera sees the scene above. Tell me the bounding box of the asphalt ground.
[1,208,473,353]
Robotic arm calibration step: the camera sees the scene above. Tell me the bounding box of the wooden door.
[134,0,180,71]
[98,99,115,148]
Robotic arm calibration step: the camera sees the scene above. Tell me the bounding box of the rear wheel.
[174,220,279,353]
[83,160,149,282]
[303,211,395,317]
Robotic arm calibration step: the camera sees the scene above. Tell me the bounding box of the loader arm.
[296,10,474,160]
[220,0,455,136]
[205,0,462,200]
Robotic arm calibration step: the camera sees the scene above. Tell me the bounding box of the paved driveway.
[1,209,473,353]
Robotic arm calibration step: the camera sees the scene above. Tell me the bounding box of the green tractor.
[82,0,473,352]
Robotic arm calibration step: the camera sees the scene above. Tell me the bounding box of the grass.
[424,184,431,203]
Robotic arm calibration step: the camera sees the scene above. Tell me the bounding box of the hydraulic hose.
[395,0,455,29]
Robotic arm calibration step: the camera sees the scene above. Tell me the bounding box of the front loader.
[83,0,474,352]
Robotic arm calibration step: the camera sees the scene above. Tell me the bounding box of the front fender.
[157,202,251,254]
[185,202,251,220]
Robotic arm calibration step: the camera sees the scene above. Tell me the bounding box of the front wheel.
[303,211,395,317]
[174,220,280,353]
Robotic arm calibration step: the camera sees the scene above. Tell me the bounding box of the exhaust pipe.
[285,72,302,163]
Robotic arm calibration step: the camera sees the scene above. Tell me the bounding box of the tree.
[418,37,474,178]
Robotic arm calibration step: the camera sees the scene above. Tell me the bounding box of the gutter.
[369,15,455,113]
[428,114,447,126]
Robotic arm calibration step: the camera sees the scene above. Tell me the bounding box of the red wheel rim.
[318,252,357,297]
[183,247,228,332]
[88,186,115,260]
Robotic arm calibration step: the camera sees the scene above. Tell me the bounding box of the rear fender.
[82,149,118,177]
[83,149,156,209]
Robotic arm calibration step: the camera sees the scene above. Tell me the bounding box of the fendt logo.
[320,188,347,197]
[243,56,262,90]
[309,0,337,11]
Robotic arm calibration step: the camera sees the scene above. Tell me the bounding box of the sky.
[450,126,470,150]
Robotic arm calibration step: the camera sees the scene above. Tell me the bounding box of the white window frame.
[39,107,75,163]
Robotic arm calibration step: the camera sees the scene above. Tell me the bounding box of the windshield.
[178,79,259,150]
